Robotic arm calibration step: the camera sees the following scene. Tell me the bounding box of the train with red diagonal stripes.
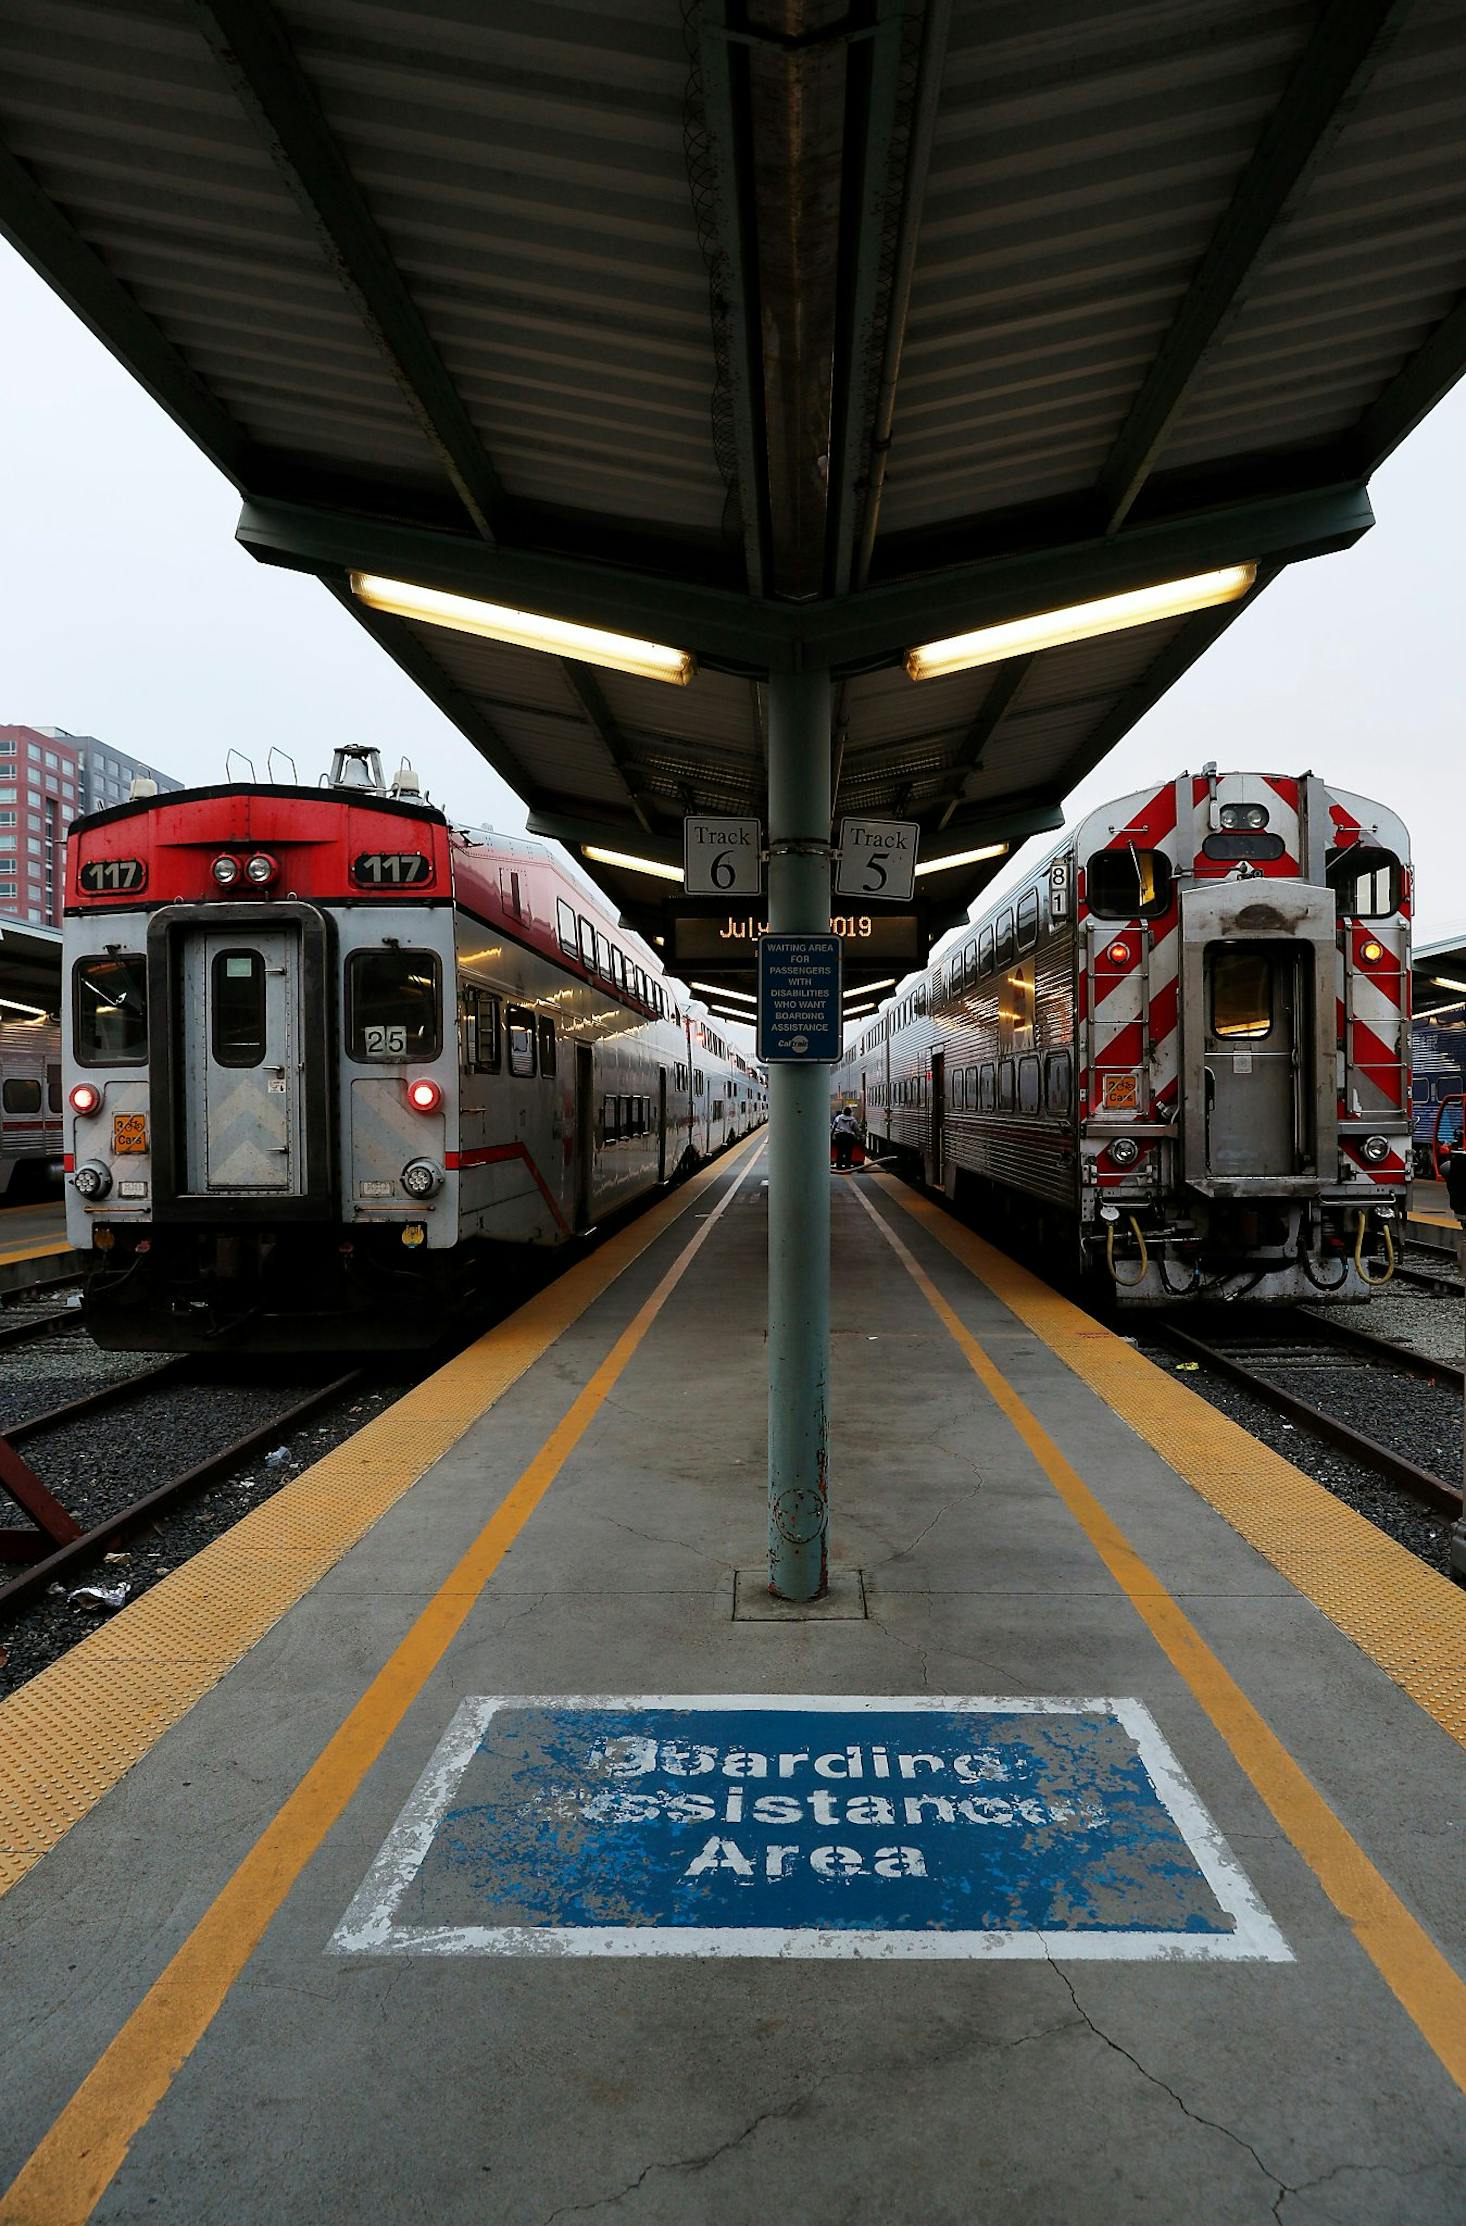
[60,748,764,1350]
[835,769,1411,1302]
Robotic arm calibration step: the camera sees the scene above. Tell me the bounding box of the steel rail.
[0,1305,83,1351]
[5,1357,191,1442]
[0,1369,364,1613]
[1151,1321,1462,1520]
[1296,1310,1465,1390]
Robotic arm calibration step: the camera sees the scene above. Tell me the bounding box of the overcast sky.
[3,233,1462,1013]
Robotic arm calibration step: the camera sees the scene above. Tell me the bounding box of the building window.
[26,742,40,761]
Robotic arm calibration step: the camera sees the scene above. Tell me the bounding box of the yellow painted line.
[855,1177,1466,2094]
[1409,1210,1459,1232]
[2,1139,764,2225]
[0,1137,762,1903]
[0,1239,74,1268]
[868,1176,1466,1748]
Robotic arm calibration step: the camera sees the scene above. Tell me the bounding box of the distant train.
[835,769,1410,1303]
[1411,1016,1465,1177]
[0,1017,62,1200]
[61,748,765,1350]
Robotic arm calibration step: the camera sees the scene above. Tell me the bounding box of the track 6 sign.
[683,816,762,896]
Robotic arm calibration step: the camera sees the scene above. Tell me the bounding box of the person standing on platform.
[831,1106,861,1172]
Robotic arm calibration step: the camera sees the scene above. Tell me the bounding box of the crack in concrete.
[1049,1960,1286,2206]
[872,1485,982,1570]
[1271,2156,1463,2223]
[536,2075,837,2223]
[583,1508,728,1570]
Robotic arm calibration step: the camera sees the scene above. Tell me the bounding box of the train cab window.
[1086,846,1173,919]
[1211,950,1272,1040]
[538,1015,557,1076]
[462,987,501,1072]
[47,1064,61,1112]
[1016,890,1039,954]
[211,950,267,1069]
[3,1077,40,1113]
[74,953,148,1065]
[1018,1054,1042,1113]
[557,898,579,956]
[997,1059,1015,1111]
[595,931,612,980]
[347,949,442,1061]
[995,910,1015,968]
[1326,844,1401,919]
[978,927,994,977]
[1045,1050,1072,1114]
[579,916,596,971]
[505,1004,537,1077]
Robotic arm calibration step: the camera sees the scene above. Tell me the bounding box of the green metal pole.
[766,667,832,1600]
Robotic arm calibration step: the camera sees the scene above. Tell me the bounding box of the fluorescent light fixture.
[581,845,684,884]
[845,977,895,999]
[913,841,1008,878]
[1431,975,1466,994]
[350,571,696,686]
[0,993,50,1019]
[693,981,755,1004]
[905,564,1257,682]
[845,1004,877,1020]
[1417,1000,1466,1019]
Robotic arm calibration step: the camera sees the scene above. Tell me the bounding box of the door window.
[74,953,148,1064]
[506,1006,537,1077]
[347,949,442,1061]
[1211,950,1272,1040]
[211,950,267,1068]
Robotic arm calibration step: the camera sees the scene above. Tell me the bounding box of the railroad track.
[1392,1238,1464,1300]
[1150,1315,1462,1522]
[0,1359,365,1612]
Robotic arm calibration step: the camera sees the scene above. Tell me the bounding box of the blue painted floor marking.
[332,1696,1291,1962]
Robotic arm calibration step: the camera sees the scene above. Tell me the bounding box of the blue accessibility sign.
[757,933,842,1062]
[333,1697,1289,1961]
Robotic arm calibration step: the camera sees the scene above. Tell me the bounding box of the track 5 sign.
[836,818,918,902]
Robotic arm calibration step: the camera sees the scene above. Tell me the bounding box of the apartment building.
[0,725,183,926]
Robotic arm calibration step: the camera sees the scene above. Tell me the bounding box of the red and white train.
[836,768,1410,1302]
[62,748,764,1349]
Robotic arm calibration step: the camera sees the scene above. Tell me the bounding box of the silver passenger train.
[0,1016,62,1201]
[62,749,764,1349]
[836,768,1411,1302]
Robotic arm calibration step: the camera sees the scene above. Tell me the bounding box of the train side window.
[978,927,994,977]
[966,1064,979,1106]
[211,949,267,1069]
[347,949,442,1061]
[611,948,625,992]
[995,910,1015,968]
[469,990,502,1073]
[1211,950,1272,1040]
[997,1060,1015,1111]
[1045,1050,1072,1113]
[1086,846,1172,919]
[538,1015,557,1076]
[1016,890,1039,954]
[1326,844,1401,919]
[3,1077,40,1113]
[506,1004,537,1076]
[557,898,579,956]
[73,953,148,1065]
[579,916,596,970]
[47,1064,61,1111]
[595,931,612,980]
[1018,1053,1042,1112]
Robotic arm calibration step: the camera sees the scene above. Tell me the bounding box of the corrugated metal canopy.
[3,0,1464,956]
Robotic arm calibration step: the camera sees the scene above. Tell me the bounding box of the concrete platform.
[2,1141,1464,2224]
[0,1198,76,1296]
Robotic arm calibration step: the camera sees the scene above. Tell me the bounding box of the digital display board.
[672,909,923,973]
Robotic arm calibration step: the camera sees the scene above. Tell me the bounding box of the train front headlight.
[1359,1134,1391,1165]
[400,1158,445,1199]
[72,1161,113,1200]
[211,853,241,887]
[1108,1137,1140,1168]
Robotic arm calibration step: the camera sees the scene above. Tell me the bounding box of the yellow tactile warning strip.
[0,1141,764,2226]
[869,1174,1466,1748]
[854,1180,1466,2098]
[0,1136,759,1902]
[0,1239,75,1268]
[1409,1209,1460,1232]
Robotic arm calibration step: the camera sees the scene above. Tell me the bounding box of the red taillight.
[1105,939,1132,967]
[69,1083,101,1115]
[407,1078,442,1113]
[1359,938,1384,964]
